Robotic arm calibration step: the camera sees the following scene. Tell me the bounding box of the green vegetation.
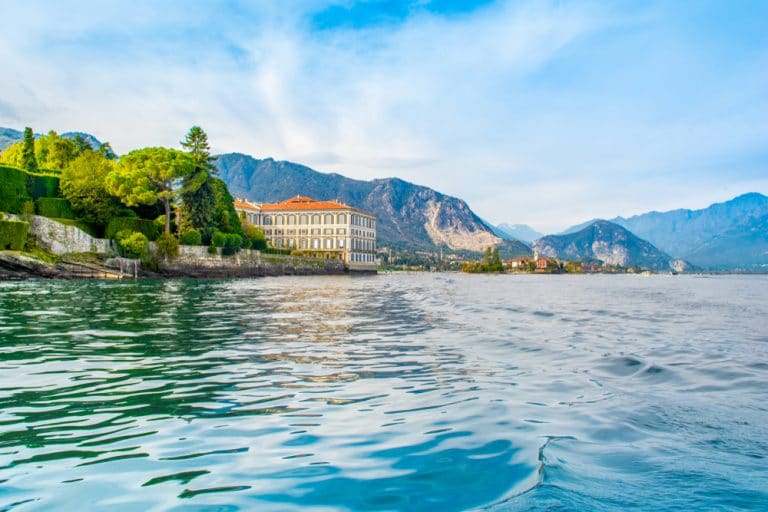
[60,151,121,224]
[179,126,217,242]
[21,127,37,174]
[0,165,29,213]
[0,125,248,264]
[36,198,75,219]
[180,228,202,246]
[106,217,160,241]
[156,233,180,261]
[106,147,195,234]
[0,218,29,251]
[461,247,503,273]
[116,231,149,258]
[240,211,267,250]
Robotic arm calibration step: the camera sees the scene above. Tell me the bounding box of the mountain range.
[0,127,103,151]
[492,223,543,244]
[562,193,768,270]
[1,126,765,269]
[534,220,690,272]
[215,153,530,254]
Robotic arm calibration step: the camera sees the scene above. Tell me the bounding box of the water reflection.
[1,275,767,510]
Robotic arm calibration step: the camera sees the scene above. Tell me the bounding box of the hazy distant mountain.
[611,193,767,269]
[494,223,543,243]
[0,128,22,151]
[534,220,690,271]
[0,127,102,151]
[216,153,530,255]
[60,131,103,149]
[560,193,768,270]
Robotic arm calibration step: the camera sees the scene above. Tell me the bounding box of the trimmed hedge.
[36,198,75,219]
[0,219,29,251]
[0,165,31,213]
[106,217,160,241]
[30,174,59,199]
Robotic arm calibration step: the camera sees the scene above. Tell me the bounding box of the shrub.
[242,223,266,251]
[0,219,29,251]
[36,198,75,219]
[117,231,148,258]
[180,228,202,246]
[106,217,160,241]
[207,244,218,255]
[211,230,226,248]
[222,233,243,256]
[156,233,179,261]
[0,165,31,213]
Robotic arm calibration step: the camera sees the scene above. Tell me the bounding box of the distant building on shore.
[233,195,377,271]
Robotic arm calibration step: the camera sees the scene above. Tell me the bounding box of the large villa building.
[233,195,377,271]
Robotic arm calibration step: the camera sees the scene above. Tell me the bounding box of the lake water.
[0,274,767,511]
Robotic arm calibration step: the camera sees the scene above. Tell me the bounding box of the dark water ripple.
[0,274,767,510]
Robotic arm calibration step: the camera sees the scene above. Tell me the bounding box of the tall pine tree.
[180,126,218,241]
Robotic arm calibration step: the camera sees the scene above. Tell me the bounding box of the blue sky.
[0,0,766,232]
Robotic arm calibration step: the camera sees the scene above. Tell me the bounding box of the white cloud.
[0,1,765,234]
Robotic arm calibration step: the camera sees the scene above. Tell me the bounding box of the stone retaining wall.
[159,246,346,277]
[8,214,112,255]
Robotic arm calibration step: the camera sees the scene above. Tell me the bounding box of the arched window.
[300,215,308,225]
[312,239,320,249]
[337,214,346,224]
[312,214,320,224]
[325,214,333,224]
[288,215,296,225]
[276,215,284,225]
[263,216,272,225]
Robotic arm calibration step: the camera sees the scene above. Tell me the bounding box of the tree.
[0,141,24,167]
[181,126,217,172]
[106,147,195,234]
[98,142,117,160]
[209,177,242,236]
[60,151,121,225]
[21,127,37,174]
[36,131,79,170]
[180,126,218,237]
[70,135,93,154]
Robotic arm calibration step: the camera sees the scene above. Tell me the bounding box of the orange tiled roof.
[260,195,353,212]
[233,199,261,212]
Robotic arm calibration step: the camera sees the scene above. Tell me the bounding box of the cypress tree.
[21,127,37,174]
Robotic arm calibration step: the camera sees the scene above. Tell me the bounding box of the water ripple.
[0,274,767,510]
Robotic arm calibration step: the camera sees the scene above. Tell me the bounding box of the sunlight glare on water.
[0,274,767,510]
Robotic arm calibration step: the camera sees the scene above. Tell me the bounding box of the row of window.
[351,215,374,229]
[351,228,374,239]
[272,238,346,249]
[352,238,375,252]
[350,253,376,263]
[257,213,375,227]
[266,228,346,236]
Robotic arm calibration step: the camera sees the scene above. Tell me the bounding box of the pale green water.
[1,274,767,510]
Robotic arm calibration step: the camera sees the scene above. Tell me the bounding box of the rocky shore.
[0,251,348,280]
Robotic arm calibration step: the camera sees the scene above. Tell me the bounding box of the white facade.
[234,196,377,271]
